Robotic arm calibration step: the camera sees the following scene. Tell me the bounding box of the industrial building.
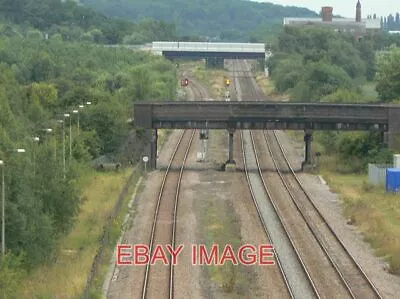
[283,1,381,37]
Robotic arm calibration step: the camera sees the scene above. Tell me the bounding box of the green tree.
[292,62,353,101]
[130,66,151,101]
[376,48,400,101]
[321,89,363,103]
[0,253,26,297]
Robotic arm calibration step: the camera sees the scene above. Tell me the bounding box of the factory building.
[283,1,381,37]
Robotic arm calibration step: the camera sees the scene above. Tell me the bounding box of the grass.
[202,198,243,294]
[320,168,400,274]
[286,129,400,274]
[179,60,232,99]
[89,171,143,298]
[20,167,138,298]
[192,63,226,99]
[253,70,290,101]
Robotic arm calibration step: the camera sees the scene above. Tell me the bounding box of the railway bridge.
[134,101,400,170]
[152,42,266,68]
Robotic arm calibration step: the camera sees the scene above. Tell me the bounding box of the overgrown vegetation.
[273,27,400,273]
[0,1,177,295]
[268,27,398,170]
[376,48,400,102]
[20,168,136,297]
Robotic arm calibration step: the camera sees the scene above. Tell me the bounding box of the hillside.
[0,0,176,44]
[80,0,317,41]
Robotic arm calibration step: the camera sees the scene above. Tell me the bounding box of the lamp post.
[78,104,84,135]
[32,136,40,177]
[72,109,79,136]
[64,113,71,165]
[42,128,53,159]
[73,104,84,136]
[1,148,25,257]
[57,119,65,176]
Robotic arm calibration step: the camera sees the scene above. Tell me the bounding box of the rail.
[265,130,382,299]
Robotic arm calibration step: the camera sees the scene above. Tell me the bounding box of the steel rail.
[263,130,354,297]
[239,58,352,297]
[169,130,195,299]
[141,129,183,299]
[141,75,202,298]
[268,130,383,299]
[247,131,321,298]
[240,131,295,299]
[234,59,319,298]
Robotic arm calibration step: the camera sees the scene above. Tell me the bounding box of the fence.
[368,163,392,186]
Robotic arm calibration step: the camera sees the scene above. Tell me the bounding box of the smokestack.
[321,6,333,22]
[356,0,361,22]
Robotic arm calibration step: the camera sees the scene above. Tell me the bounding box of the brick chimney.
[356,0,361,22]
[321,6,333,22]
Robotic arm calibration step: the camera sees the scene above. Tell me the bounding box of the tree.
[322,89,363,103]
[130,66,151,101]
[376,48,400,101]
[28,82,58,108]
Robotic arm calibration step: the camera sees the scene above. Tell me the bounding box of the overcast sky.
[252,1,399,18]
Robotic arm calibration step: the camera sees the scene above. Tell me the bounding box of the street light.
[57,119,65,176]
[1,148,25,257]
[32,137,40,177]
[73,104,85,136]
[64,113,71,165]
[72,109,79,135]
[41,128,54,161]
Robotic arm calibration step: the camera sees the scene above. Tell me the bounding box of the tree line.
[0,28,177,296]
[268,27,398,171]
[0,0,177,44]
[81,0,317,42]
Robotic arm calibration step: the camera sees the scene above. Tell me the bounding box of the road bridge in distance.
[152,42,266,67]
[134,101,400,170]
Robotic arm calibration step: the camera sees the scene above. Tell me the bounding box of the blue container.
[386,168,400,192]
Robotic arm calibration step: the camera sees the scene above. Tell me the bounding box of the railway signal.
[181,78,189,87]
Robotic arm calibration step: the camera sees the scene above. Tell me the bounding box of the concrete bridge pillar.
[302,130,313,171]
[227,129,236,164]
[145,129,157,170]
[388,108,400,150]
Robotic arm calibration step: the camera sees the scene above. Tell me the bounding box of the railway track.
[263,130,382,299]
[141,73,206,299]
[241,130,314,298]
[234,58,381,298]
[141,129,195,299]
[233,59,319,297]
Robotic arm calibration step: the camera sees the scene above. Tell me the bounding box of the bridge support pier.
[145,129,157,170]
[302,130,313,171]
[227,129,236,165]
[206,57,224,68]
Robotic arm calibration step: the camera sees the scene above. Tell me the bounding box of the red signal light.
[181,78,189,86]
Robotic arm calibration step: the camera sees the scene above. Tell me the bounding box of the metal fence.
[368,163,392,186]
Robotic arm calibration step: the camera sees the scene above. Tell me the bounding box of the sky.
[251,1,399,18]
